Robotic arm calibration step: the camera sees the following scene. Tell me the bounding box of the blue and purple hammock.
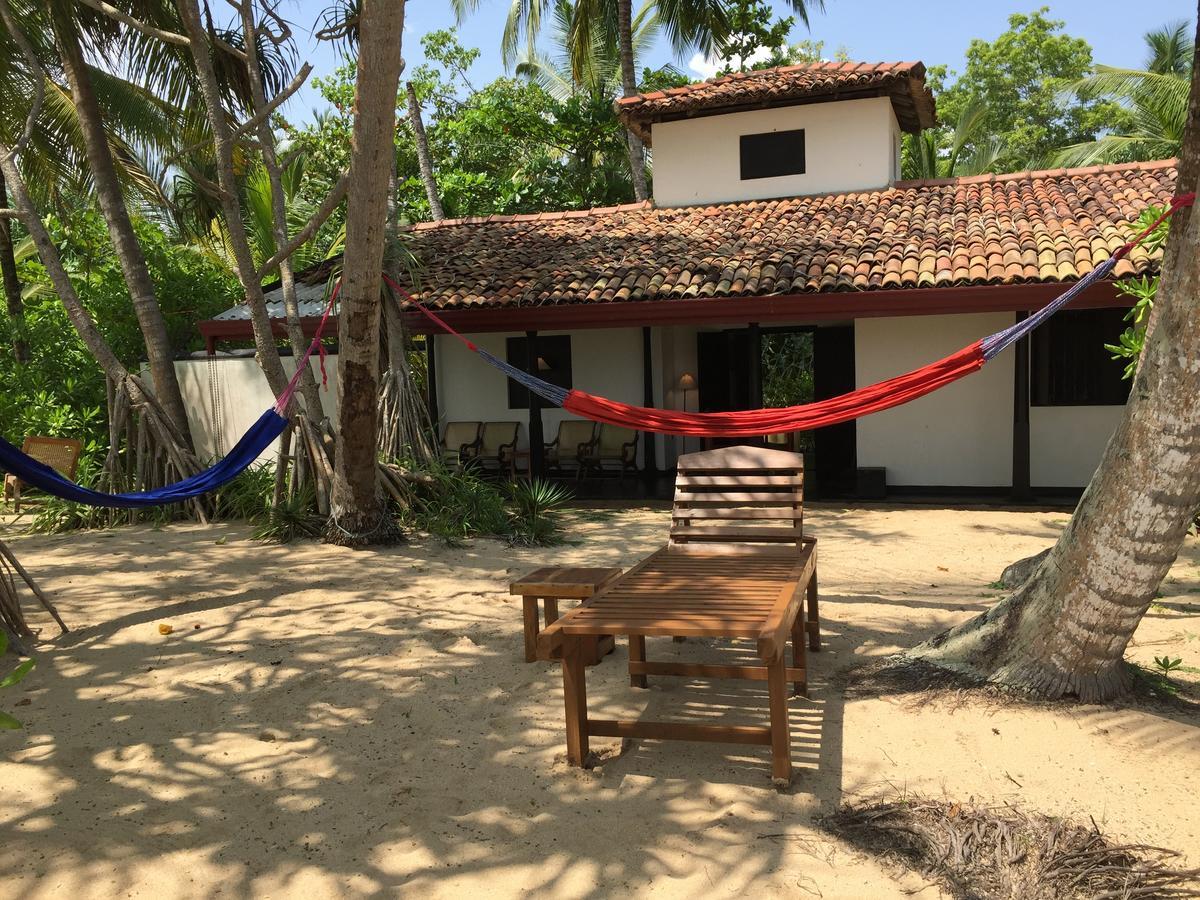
[1,194,1190,509]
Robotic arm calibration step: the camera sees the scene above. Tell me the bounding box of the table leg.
[543,597,560,625]
[629,634,647,688]
[767,653,791,785]
[522,596,540,663]
[806,569,821,651]
[791,615,807,697]
[563,636,589,766]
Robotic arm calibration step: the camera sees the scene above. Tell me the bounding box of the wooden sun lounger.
[538,444,819,783]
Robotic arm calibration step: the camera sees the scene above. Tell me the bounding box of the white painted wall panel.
[651,97,897,207]
[855,314,1014,487]
[1030,406,1123,488]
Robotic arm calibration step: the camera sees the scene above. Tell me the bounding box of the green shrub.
[250,485,324,543]
[506,478,573,546]
[210,464,275,521]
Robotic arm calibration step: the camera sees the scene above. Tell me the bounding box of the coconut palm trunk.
[617,0,649,202]
[50,7,193,445]
[910,43,1200,699]
[0,168,27,364]
[406,82,445,220]
[328,0,406,544]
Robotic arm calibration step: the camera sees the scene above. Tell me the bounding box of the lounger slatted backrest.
[23,436,84,478]
[669,445,804,553]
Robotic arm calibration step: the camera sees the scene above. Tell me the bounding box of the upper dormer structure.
[616,62,937,208]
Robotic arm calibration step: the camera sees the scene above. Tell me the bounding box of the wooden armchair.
[544,420,597,477]
[440,421,482,468]
[582,424,639,478]
[471,421,521,477]
[3,436,83,513]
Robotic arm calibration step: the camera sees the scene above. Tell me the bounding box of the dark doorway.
[813,325,857,495]
[698,329,752,413]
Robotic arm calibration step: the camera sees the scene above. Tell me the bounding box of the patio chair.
[544,419,597,478]
[538,444,819,784]
[581,424,639,479]
[439,421,482,468]
[471,421,521,477]
[3,436,84,514]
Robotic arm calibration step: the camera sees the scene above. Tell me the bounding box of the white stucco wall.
[1030,406,1123,488]
[175,355,339,462]
[651,96,899,208]
[434,328,647,456]
[855,314,1015,487]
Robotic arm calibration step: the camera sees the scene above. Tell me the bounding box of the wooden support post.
[562,636,589,765]
[522,596,540,663]
[426,334,440,430]
[791,617,805,696]
[1012,312,1032,501]
[525,330,545,478]
[629,634,647,688]
[641,325,658,491]
[543,597,559,625]
[766,653,791,785]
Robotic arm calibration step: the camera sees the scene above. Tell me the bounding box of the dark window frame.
[739,128,806,181]
[1029,308,1131,407]
[505,335,572,409]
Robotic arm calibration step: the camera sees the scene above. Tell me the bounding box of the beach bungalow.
[193,62,1174,499]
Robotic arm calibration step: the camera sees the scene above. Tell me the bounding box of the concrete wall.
[434,328,649,459]
[1030,406,1123,487]
[651,96,898,207]
[855,314,1015,487]
[175,355,338,462]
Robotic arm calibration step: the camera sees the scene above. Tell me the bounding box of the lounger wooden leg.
[522,596,540,663]
[790,616,807,697]
[806,569,821,651]
[563,636,589,766]
[629,634,647,688]
[766,653,791,785]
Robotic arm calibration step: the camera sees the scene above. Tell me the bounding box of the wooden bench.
[538,445,819,784]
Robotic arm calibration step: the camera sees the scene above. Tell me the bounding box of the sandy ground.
[1,504,1198,899]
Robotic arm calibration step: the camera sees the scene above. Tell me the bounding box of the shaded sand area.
[2,505,1198,898]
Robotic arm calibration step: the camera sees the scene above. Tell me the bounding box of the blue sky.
[280,0,1193,121]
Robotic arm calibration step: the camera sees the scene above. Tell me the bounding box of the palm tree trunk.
[405,82,445,220]
[0,168,28,364]
[50,9,193,445]
[617,0,649,202]
[328,0,407,544]
[911,163,1200,702]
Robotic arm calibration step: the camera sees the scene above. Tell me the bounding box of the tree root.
[819,797,1200,899]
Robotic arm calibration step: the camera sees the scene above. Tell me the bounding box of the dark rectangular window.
[739,129,805,181]
[1030,308,1130,406]
[506,335,572,408]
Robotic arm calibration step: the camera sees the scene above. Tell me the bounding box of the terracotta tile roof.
[401,160,1177,310]
[616,62,937,142]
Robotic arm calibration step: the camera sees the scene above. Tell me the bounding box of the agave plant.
[506,478,574,546]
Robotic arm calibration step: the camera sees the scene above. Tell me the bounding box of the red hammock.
[563,342,985,437]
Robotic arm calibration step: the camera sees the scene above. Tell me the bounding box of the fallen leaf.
[158,623,174,635]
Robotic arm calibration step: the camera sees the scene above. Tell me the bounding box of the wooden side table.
[510,567,622,665]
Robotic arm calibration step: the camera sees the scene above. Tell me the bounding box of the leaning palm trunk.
[405,82,445,221]
[327,0,407,545]
[911,162,1200,702]
[617,0,649,202]
[0,168,27,364]
[50,8,194,447]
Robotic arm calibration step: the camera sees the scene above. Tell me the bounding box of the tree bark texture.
[328,0,406,542]
[405,82,444,220]
[0,168,28,363]
[617,0,649,202]
[51,8,193,444]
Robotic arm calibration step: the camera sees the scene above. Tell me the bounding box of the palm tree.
[901,95,1006,179]
[1054,21,1193,166]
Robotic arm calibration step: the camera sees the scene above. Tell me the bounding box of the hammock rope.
[391,192,1194,439]
[0,195,1190,508]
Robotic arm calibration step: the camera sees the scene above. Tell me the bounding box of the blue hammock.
[0,408,287,509]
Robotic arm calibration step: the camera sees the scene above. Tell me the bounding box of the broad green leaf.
[0,659,35,688]
[0,711,22,730]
